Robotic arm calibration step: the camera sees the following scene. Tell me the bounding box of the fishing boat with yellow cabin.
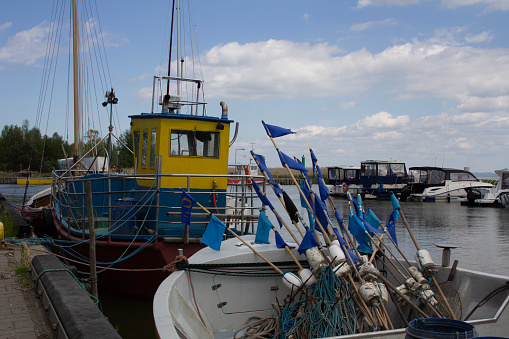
[30,0,260,297]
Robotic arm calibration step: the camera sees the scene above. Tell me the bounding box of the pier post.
[86,181,98,300]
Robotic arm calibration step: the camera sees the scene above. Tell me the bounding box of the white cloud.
[0,22,49,66]
[465,31,494,43]
[252,110,508,171]
[356,0,509,11]
[349,19,396,32]
[356,111,410,129]
[356,0,420,8]
[196,38,509,116]
[338,101,356,110]
[440,0,509,11]
[0,22,12,32]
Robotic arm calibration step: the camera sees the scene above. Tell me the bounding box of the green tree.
[116,128,134,169]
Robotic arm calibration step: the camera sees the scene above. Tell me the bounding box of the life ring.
[245,166,252,184]
[341,182,348,193]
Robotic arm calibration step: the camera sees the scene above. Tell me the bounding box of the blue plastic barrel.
[406,318,476,339]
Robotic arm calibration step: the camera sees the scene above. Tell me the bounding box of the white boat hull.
[154,235,509,338]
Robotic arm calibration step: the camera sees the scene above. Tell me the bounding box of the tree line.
[0,120,133,174]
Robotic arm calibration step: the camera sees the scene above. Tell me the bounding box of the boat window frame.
[141,130,148,168]
[133,130,140,163]
[169,129,220,158]
[150,128,157,169]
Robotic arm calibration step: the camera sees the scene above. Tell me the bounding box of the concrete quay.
[0,244,53,339]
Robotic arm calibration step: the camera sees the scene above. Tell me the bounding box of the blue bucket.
[406,318,476,339]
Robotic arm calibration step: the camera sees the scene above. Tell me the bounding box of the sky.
[1,0,508,173]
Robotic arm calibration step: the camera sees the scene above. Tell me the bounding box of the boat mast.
[166,0,176,95]
[72,0,80,161]
[176,0,181,113]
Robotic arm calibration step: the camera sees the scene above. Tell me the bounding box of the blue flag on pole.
[255,211,272,244]
[365,209,381,230]
[262,121,296,138]
[347,192,360,217]
[252,179,283,228]
[318,176,329,202]
[314,195,329,232]
[299,180,311,208]
[348,214,373,254]
[275,232,294,249]
[181,190,196,225]
[252,179,274,210]
[298,229,318,255]
[269,181,283,197]
[386,211,398,246]
[251,151,274,180]
[279,151,308,173]
[332,228,360,263]
[309,149,318,179]
[391,193,400,210]
[296,158,312,185]
[201,215,226,251]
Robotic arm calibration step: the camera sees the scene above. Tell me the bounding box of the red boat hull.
[51,210,205,298]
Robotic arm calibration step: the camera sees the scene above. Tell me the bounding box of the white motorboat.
[401,166,493,202]
[153,234,509,338]
[459,168,509,207]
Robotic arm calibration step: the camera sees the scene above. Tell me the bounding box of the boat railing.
[151,76,207,115]
[50,171,266,241]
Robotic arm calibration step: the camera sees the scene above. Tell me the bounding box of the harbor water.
[2,183,509,338]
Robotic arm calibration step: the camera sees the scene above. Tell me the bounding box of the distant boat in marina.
[326,165,361,197]
[401,166,493,202]
[459,168,509,207]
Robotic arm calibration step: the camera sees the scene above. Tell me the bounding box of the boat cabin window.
[362,164,376,176]
[133,130,140,161]
[501,173,509,190]
[428,170,445,184]
[150,129,157,169]
[450,172,476,182]
[390,163,406,176]
[378,163,389,176]
[142,130,148,167]
[344,169,357,180]
[329,169,338,180]
[170,130,219,157]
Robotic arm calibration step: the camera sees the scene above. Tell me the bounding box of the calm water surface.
[3,183,509,338]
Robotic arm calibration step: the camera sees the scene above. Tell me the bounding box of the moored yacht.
[460,168,509,207]
[401,166,493,202]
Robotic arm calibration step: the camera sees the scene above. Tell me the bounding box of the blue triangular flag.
[296,158,312,185]
[348,214,372,254]
[365,209,381,230]
[279,151,308,173]
[314,195,329,233]
[298,229,318,255]
[318,176,329,202]
[386,211,398,246]
[347,192,360,217]
[252,180,274,210]
[181,190,196,225]
[391,193,400,210]
[255,211,272,244]
[201,215,226,251]
[251,151,274,180]
[269,181,283,197]
[262,121,296,138]
[332,228,360,263]
[299,180,311,208]
[275,232,294,249]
